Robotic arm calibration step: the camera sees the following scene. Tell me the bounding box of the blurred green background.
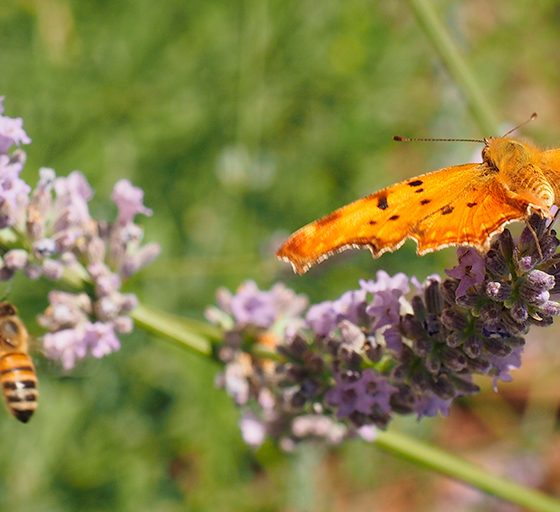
[1,1,560,510]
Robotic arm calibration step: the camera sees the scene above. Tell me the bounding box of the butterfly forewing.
[277,162,530,274]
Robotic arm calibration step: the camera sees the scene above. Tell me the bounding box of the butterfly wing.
[277,163,532,274]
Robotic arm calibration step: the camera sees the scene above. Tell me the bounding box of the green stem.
[131,303,219,357]
[405,0,500,135]
[55,254,219,357]
[376,430,560,512]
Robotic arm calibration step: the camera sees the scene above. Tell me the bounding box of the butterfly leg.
[525,221,544,259]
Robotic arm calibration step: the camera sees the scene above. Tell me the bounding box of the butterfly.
[277,122,560,274]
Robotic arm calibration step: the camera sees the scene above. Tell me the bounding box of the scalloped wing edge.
[277,208,537,275]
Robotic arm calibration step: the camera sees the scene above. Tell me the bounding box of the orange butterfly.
[277,125,560,274]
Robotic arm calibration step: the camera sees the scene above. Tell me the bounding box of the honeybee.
[0,303,38,423]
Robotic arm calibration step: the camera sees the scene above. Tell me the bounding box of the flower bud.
[517,256,534,273]
[486,281,511,301]
[363,339,383,362]
[441,279,459,303]
[541,301,560,316]
[425,352,441,374]
[440,346,468,372]
[483,337,509,356]
[42,259,64,280]
[510,303,528,323]
[445,331,463,348]
[485,248,508,277]
[463,335,482,358]
[498,229,514,261]
[441,308,468,331]
[401,314,425,341]
[3,249,27,270]
[425,280,443,315]
[520,270,555,300]
[411,295,426,322]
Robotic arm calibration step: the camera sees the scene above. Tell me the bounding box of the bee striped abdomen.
[0,352,38,423]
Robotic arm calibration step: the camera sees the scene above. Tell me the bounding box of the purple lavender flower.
[239,412,267,447]
[213,281,307,330]
[104,180,159,279]
[120,242,160,278]
[48,172,96,254]
[446,247,486,297]
[326,369,397,422]
[0,152,31,229]
[365,288,404,331]
[41,258,64,280]
[84,322,121,358]
[305,288,367,337]
[39,291,92,330]
[40,294,124,369]
[0,98,159,368]
[209,213,560,448]
[216,358,251,405]
[305,301,339,336]
[112,179,153,224]
[488,345,523,391]
[3,249,28,270]
[229,281,279,329]
[413,394,452,418]
[361,271,409,350]
[0,97,31,153]
[42,327,89,370]
[291,414,347,444]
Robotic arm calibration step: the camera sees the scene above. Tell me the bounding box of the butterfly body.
[277,136,559,274]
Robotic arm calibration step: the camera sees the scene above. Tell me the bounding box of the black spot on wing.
[368,220,377,225]
[420,199,431,205]
[389,215,399,221]
[415,188,424,194]
[441,205,454,215]
[467,202,477,208]
[377,195,388,210]
[408,179,423,187]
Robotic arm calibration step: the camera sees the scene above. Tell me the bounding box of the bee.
[0,303,38,423]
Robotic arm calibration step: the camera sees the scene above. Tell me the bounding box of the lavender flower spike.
[209,214,560,448]
[0,98,160,369]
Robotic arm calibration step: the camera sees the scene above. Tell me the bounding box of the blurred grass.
[2,0,560,510]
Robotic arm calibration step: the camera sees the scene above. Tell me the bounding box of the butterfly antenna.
[501,112,538,138]
[393,135,485,143]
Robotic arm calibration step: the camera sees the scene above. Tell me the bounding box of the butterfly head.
[482,137,534,171]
